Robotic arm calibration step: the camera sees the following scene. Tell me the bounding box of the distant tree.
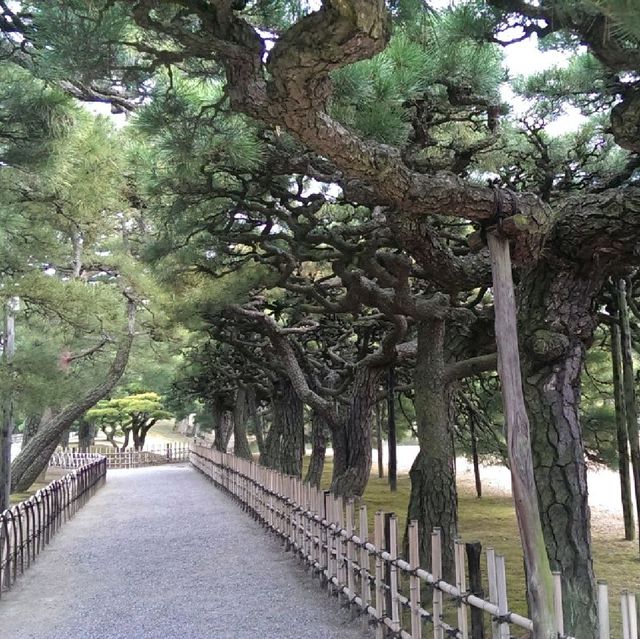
[86,392,173,451]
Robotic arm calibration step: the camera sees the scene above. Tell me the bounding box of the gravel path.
[0,465,369,639]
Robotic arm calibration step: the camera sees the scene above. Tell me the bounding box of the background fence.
[0,453,106,596]
[55,442,190,469]
[190,443,639,639]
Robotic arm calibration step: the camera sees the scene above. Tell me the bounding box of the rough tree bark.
[275,379,304,476]
[233,386,253,460]
[616,279,640,553]
[21,413,44,450]
[518,259,601,638]
[407,317,457,581]
[330,364,380,497]
[77,418,95,452]
[304,409,327,488]
[261,408,283,470]
[11,301,137,492]
[212,396,233,453]
[610,312,635,540]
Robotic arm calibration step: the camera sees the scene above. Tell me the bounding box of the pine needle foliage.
[330,5,503,145]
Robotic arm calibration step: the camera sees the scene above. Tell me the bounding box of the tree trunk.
[247,388,265,455]
[59,429,70,449]
[77,418,95,452]
[488,232,556,639]
[212,398,233,453]
[376,401,385,478]
[11,301,136,493]
[406,317,457,581]
[304,409,327,487]
[139,421,156,449]
[470,415,482,498]
[518,258,600,638]
[261,405,283,469]
[330,365,378,498]
[123,428,133,451]
[275,379,304,476]
[610,314,635,540]
[22,413,44,450]
[233,386,253,460]
[617,279,640,552]
[1,300,16,511]
[387,366,397,492]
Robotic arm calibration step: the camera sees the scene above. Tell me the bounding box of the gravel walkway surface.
[0,465,369,639]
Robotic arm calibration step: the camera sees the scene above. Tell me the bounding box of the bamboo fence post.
[388,514,401,636]
[328,495,337,592]
[630,592,639,639]
[359,505,372,629]
[374,511,385,639]
[622,590,631,639]
[336,495,345,590]
[432,528,444,639]
[486,547,500,639]
[495,554,510,639]
[346,500,355,596]
[552,571,564,637]
[322,491,330,582]
[455,540,469,639]
[598,579,611,639]
[408,520,422,639]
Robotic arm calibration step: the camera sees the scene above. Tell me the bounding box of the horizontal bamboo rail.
[191,444,587,639]
[54,442,190,469]
[0,454,106,596]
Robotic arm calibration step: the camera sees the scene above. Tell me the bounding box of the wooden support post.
[466,541,484,639]
[432,528,444,639]
[487,231,556,639]
[408,521,422,639]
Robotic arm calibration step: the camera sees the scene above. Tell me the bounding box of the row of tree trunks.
[610,308,636,541]
[616,280,640,552]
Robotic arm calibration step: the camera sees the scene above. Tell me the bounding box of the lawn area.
[312,458,639,633]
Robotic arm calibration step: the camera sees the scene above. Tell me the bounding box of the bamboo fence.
[0,453,106,596]
[190,443,639,639]
[54,442,190,469]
